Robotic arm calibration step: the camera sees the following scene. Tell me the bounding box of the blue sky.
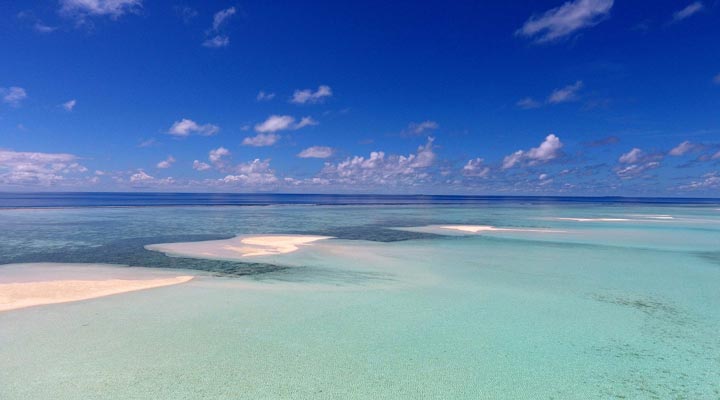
[1,0,719,195]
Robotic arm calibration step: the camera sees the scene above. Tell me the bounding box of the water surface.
[1,194,719,399]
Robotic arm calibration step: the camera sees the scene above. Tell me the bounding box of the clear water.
[1,195,719,399]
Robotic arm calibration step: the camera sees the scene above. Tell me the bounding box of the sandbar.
[553,217,630,222]
[394,225,563,235]
[0,263,192,312]
[436,225,562,233]
[146,234,333,260]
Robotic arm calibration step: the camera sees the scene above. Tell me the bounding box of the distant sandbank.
[395,225,563,235]
[552,217,630,222]
[437,225,562,233]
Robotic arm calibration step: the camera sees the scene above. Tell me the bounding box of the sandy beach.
[146,234,333,260]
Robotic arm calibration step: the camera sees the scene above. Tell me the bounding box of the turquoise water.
[1,199,719,399]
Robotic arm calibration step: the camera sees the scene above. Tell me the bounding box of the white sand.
[0,264,193,312]
[553,217,630,222]
[146,234,333,260]
[394,225,563,235]
[642,215,674,220]
[437,225,562,233]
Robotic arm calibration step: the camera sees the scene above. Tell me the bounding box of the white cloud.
[254,115,317,133]
[242,133,280,147]
[517,97,541,109]
[167,118,219,137]
[256,91,276,101]
[502,151,525,169]
[0,150,87,186]
[203,35,230,48]
[618,148,643,164]
[62,99,77,111]
[60,0,142,18]
[192,160,211,171]
[615,148,664,179]
[516,0,613,43]
[672,2,704,22]
[220,159,278,185]
[291,85,332,104]
[124,170,175,187]
[615,161,660,179]
[404,121,439,136]
[203,7,235,48]
[295,116,318,129]
[209,147,230,164]
[712,150,720,160]
[212,7,236,31]
[130,170,153,182]
[197,148,279,186]
[547,81,583,104]
[528,139,560,161]
[713,73,720,85]
[1,87,28,107]
[34,22,57,33]
[298,146,334,159]
[318,138,436,186]
[156,155,176,169]
[519,81,584,108]
[680,172,719,190]
[502,134,564,169]
[138,138,156,148]
[538,175,554,186]
[463,158,490,178]
[669,141,696,156]
[254,115,294,133]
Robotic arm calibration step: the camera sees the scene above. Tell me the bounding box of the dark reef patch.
[696,251,720,267]
[591,293,685,323]
[296,224,442,242]
[0,234,290,277]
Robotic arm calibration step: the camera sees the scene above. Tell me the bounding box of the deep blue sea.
[1,191,719,208]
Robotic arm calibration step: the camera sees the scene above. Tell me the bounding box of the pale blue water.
[1,194,719,399]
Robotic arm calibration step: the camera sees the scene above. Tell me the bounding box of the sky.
[1,0,719,196]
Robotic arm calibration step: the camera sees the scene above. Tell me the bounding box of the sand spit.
[146,234,333,260]
[438,225,562,233]
[553,217,631,222]
[436,225,562,233]
[0,264,192,312]
[394,225,563,235]
[634,215,674,220]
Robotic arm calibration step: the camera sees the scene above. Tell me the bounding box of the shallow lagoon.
[1,198,719,399]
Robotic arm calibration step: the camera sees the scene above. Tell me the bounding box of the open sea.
[1,193,719,399]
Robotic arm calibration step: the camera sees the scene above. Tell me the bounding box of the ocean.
[1,193,719,399]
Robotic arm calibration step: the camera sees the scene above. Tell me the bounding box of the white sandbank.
[550,215,676,222]
[637,215,674,220]
[0,263,193,312]
[146,234,333,260]
[436,225,562,233]
[553,217,631,222]
[395,225,563,235]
